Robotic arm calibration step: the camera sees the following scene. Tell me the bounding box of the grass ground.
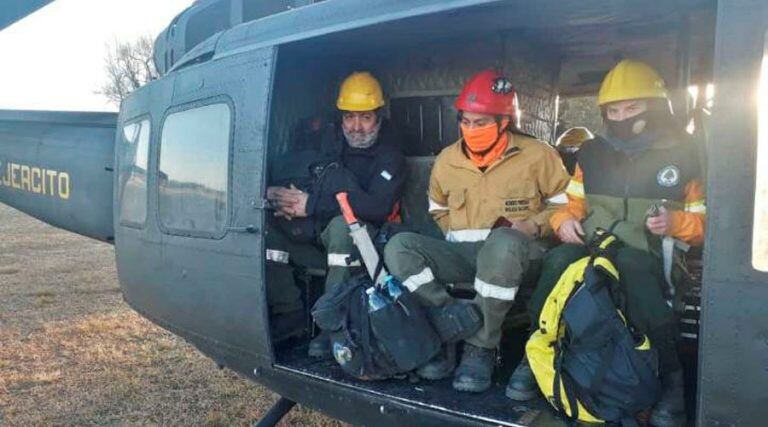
[0,204,343,426]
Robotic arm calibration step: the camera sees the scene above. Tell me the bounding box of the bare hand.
[273,208,293,220]
[646,206,670,236]
[557,219,585,244]
[510,219,539,238]
[266,186,282,201]
[272,186,304,207]
[271,185,309,218]
[289,185,309,218]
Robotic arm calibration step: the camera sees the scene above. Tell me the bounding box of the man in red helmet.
[384,70,570,392]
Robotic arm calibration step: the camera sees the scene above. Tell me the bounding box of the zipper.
[623,155,633,221]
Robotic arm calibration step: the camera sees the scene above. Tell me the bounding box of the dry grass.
[0,204,344,426]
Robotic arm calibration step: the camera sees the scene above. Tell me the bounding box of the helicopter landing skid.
[252,397,297,427]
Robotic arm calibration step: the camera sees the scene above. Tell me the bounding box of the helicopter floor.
[273,334,565,427]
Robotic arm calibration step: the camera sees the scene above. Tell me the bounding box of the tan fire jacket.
[428,133,570,242]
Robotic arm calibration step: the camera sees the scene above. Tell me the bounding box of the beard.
[343,121,381,149]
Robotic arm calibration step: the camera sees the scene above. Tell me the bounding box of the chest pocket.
[447,189,468,230]
[496,183,539,219]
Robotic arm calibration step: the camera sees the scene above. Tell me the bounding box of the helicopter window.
[390,96,459,156]
[118,118,151,228]
[158,103,231,238]
[753,32,768,272]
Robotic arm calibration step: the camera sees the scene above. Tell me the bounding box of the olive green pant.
[265,215,373,315]
[384,228,544,349]
[527,243,681,373]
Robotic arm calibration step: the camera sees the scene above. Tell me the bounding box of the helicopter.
[1,0,768,425]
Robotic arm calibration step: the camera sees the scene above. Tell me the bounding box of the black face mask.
[606,110,652,141]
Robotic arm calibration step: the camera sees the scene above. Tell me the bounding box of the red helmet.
[454,70,518,117]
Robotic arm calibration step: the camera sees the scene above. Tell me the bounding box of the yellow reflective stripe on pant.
[266,249,290,264]
[327,253,361,267]
[474,277,518,301]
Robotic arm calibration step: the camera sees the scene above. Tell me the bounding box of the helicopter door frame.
[115,46,278,368]
[697,0,768,424]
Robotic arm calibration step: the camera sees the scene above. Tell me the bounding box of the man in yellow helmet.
[264,72,406,355]
[507,60,705,427]
[555,126,593,175]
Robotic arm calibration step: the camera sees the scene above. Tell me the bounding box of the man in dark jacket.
[506,60,704,427]
[265,72,406,356]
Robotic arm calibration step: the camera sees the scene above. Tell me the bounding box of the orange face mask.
[460,119,509,168]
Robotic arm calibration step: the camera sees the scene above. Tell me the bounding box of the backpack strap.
[553,349,580,423]
[552,314,581,423]
[358,289,377,374]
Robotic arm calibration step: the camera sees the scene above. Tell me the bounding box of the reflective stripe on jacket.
[550,135,706,249]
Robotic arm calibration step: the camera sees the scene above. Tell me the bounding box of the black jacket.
[305,121,406,226]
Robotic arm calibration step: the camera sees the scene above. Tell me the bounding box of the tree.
[98,35,159,107]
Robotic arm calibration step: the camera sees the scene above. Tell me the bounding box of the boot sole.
[505,385,539,401]
[452,378,491,393]
[416,369,454,381]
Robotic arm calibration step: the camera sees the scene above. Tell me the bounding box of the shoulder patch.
[657,165,681,187]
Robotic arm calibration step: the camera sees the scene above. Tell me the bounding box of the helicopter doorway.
[260,0,716,423]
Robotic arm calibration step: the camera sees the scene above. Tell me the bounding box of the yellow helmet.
[556,127,593,148]
[597,60,668,106]
[336,72,385,111]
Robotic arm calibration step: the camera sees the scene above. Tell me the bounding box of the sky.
[0,0,194,112]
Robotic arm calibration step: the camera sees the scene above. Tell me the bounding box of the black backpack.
[268,123,343,242]
[528,231,661,424]
[311,275,442,380]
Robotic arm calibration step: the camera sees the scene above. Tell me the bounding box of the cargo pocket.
[447,190,468,230]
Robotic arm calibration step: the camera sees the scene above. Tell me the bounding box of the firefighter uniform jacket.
[428,132,571,242]
[305,121,406,226]
[550,134,706,250]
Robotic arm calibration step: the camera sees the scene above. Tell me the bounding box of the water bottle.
[366,287,389,312]
[384,275,404,301]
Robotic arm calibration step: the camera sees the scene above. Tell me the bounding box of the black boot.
[308,331,332,358]
[416,343,456,380]
[452,343,495,393]
[650,370,686,427]
[505,356,539,401]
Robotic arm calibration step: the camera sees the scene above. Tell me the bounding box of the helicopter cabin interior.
[263,1,716,424]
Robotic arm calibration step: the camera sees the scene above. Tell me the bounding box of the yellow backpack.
[526,232,661,423]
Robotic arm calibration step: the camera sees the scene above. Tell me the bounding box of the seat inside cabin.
[266,2,714,424]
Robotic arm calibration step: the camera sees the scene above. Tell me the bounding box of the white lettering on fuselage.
[0,161,70,200]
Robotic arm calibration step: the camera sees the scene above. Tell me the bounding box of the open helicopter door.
[115,46,277,369]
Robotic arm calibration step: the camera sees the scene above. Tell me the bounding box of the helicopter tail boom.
[0,110,116,242]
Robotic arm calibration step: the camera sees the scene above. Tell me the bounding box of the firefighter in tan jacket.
[384,70,570,393]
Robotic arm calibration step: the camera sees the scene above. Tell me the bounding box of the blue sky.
[0,0,193,112]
